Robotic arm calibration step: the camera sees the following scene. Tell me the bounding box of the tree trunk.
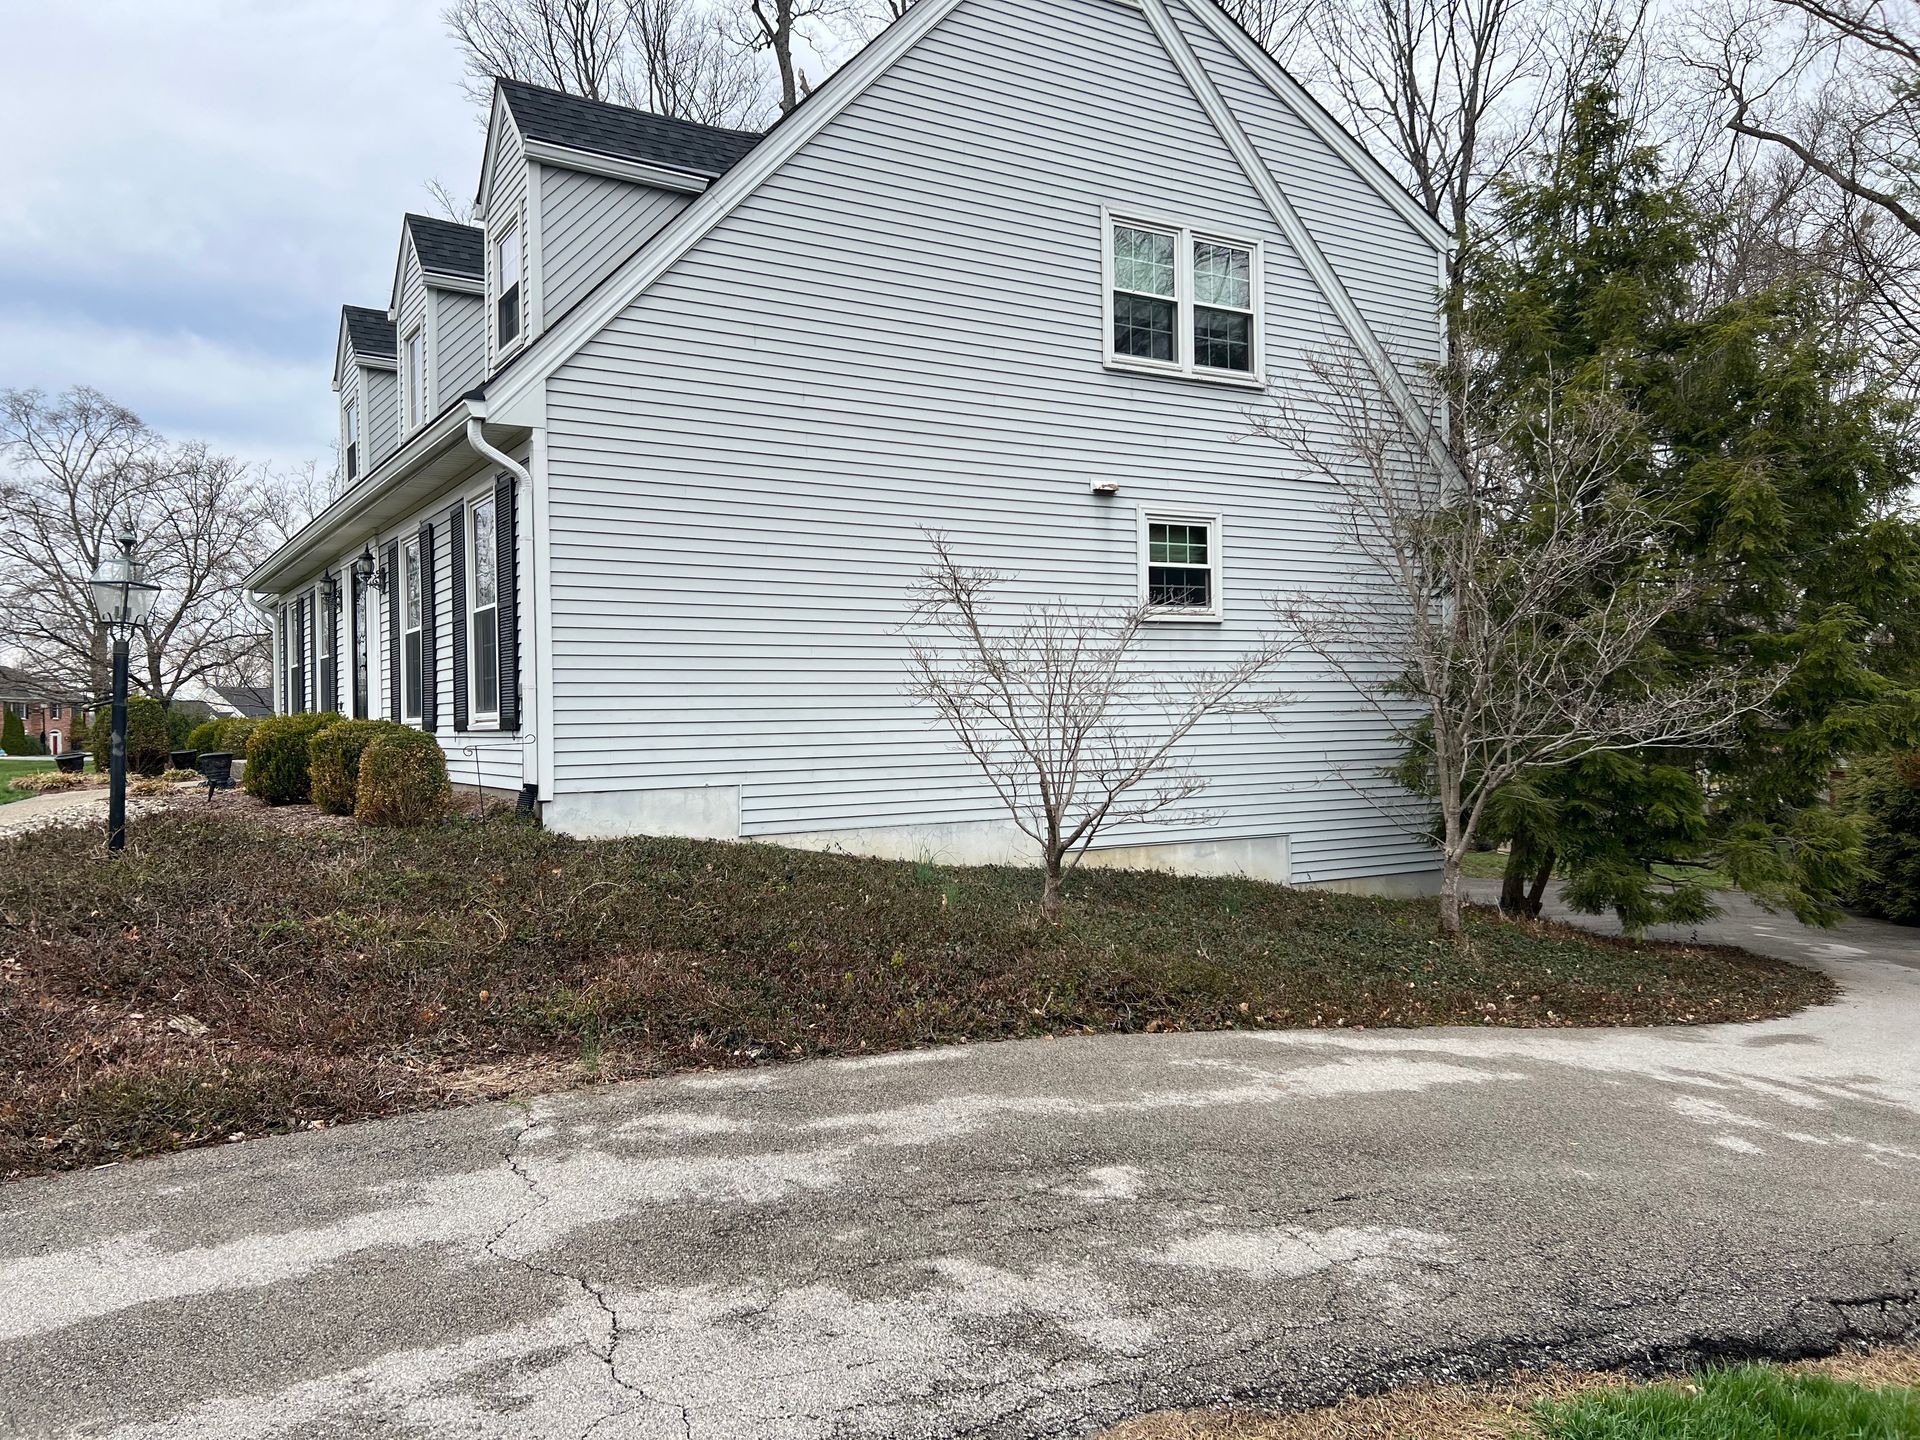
[1526,848,1555,916]
[1437,851,1463,936]
[1498,848,1531,916]
[1040,855,1064,923]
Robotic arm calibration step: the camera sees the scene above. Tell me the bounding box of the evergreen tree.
[1,707,28,755]
[1465,42,1920,928]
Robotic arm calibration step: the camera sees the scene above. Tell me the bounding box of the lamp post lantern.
[88,528,161,852]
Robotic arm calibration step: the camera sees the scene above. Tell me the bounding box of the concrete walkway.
[1,893,1915,1439]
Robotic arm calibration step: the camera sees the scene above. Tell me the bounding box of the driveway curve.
[2,892,1915,1439]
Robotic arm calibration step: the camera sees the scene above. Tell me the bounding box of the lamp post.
[88,529,161,852]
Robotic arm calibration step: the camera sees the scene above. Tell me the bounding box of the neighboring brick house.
[0,665,85,755]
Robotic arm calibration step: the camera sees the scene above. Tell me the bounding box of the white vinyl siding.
[362,366,400,468]
[539,169,691,325]
[434,292,486,408]
[540,0,1442,885]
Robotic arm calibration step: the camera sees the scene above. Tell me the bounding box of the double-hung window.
[316,588,333,707]
[1139,512,1222,621]
[403,538,423,722]
[404,330,424,431]
[495,224,522,350]
[1106,215,1260,382]
[468,495,499,720]
[343,399,359,481]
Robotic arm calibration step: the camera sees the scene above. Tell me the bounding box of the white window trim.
[1136,508,1225,623]
[403,328,425,432]
[466,488,501,723]
[402,537,424,723]
[342,396,360,481]
[492,215,525,360]
[1101,208,1265,388]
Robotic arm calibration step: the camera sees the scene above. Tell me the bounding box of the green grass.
[0,757,56,805]
[1459,849,1735,892]
[0,810,1833,1177]
[1528,1364,1920,1438]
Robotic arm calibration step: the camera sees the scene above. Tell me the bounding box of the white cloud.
[0,1,482,458]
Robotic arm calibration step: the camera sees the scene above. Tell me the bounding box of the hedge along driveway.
[0,802,1834,1177]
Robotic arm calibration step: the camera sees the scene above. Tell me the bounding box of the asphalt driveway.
[2,891,1915,1439]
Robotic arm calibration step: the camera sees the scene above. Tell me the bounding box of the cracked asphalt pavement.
[3,889,1916,1438]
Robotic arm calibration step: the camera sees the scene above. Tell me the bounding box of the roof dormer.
[475,79,766,352]
[388,216,487,440]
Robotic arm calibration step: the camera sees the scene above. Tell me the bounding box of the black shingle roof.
[342,305,396,360]
[213,685,274,720]
[498,79,765,179]
[404,214,485,280]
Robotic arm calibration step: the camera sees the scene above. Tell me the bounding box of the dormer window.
[496,224,522,349]
[343,399,360,481]
[404,329,424,429]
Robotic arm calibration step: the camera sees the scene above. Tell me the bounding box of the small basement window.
[1139,512,1222,620]
[496,223,522,350]
[1106,215,1261,382]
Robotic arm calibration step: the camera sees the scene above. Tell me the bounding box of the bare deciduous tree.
[1259,352,1782,934]
[1686,0,1919,347]
[730,0,850,112]
[905,536,1292,920]
[446,0,767,125]
[0,388,300,706]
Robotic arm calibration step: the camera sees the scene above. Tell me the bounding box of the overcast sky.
[0,2,485,474]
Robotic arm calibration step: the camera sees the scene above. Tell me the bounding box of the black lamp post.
[88,529,160,852]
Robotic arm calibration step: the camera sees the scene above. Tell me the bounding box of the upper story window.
[404,330,425,430]
[1106,216,1261,383]
[1139,511,1223,622]
[468,494,499,719]
[495,224,522,350]
[402,538,423,721]
[343,399,360,481]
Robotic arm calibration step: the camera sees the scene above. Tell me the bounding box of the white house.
[249,0,1450,895]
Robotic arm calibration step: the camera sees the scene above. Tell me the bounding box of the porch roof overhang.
[246,399,531,595]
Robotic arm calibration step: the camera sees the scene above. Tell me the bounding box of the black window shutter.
[295,597,309,712]
[418,520,438,731]
[347,569,360,717]
[385,540,401,723]
[322,578,339,713]
[449,499,468,733]
[494,472,520,733]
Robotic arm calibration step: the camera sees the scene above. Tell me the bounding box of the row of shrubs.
[241,713,452,827]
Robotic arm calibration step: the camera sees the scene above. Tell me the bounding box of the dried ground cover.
[1100,1346,1920,1439]
[0,802,1833,1177]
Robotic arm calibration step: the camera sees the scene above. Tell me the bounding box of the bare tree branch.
[904,535,1294,919]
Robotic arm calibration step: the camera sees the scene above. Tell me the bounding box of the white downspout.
[465,408,540,799]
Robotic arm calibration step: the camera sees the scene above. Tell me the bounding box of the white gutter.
[464,407,530,490]
[464,405,543,798]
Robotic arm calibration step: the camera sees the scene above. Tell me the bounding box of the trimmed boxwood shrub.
[1837,752,1920,926]
[243,712,341,806]
[216,717,257,755]
[355,729,451,827]
[185,718,226,753]
[88,696,172,776]
[308,719,412,816]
